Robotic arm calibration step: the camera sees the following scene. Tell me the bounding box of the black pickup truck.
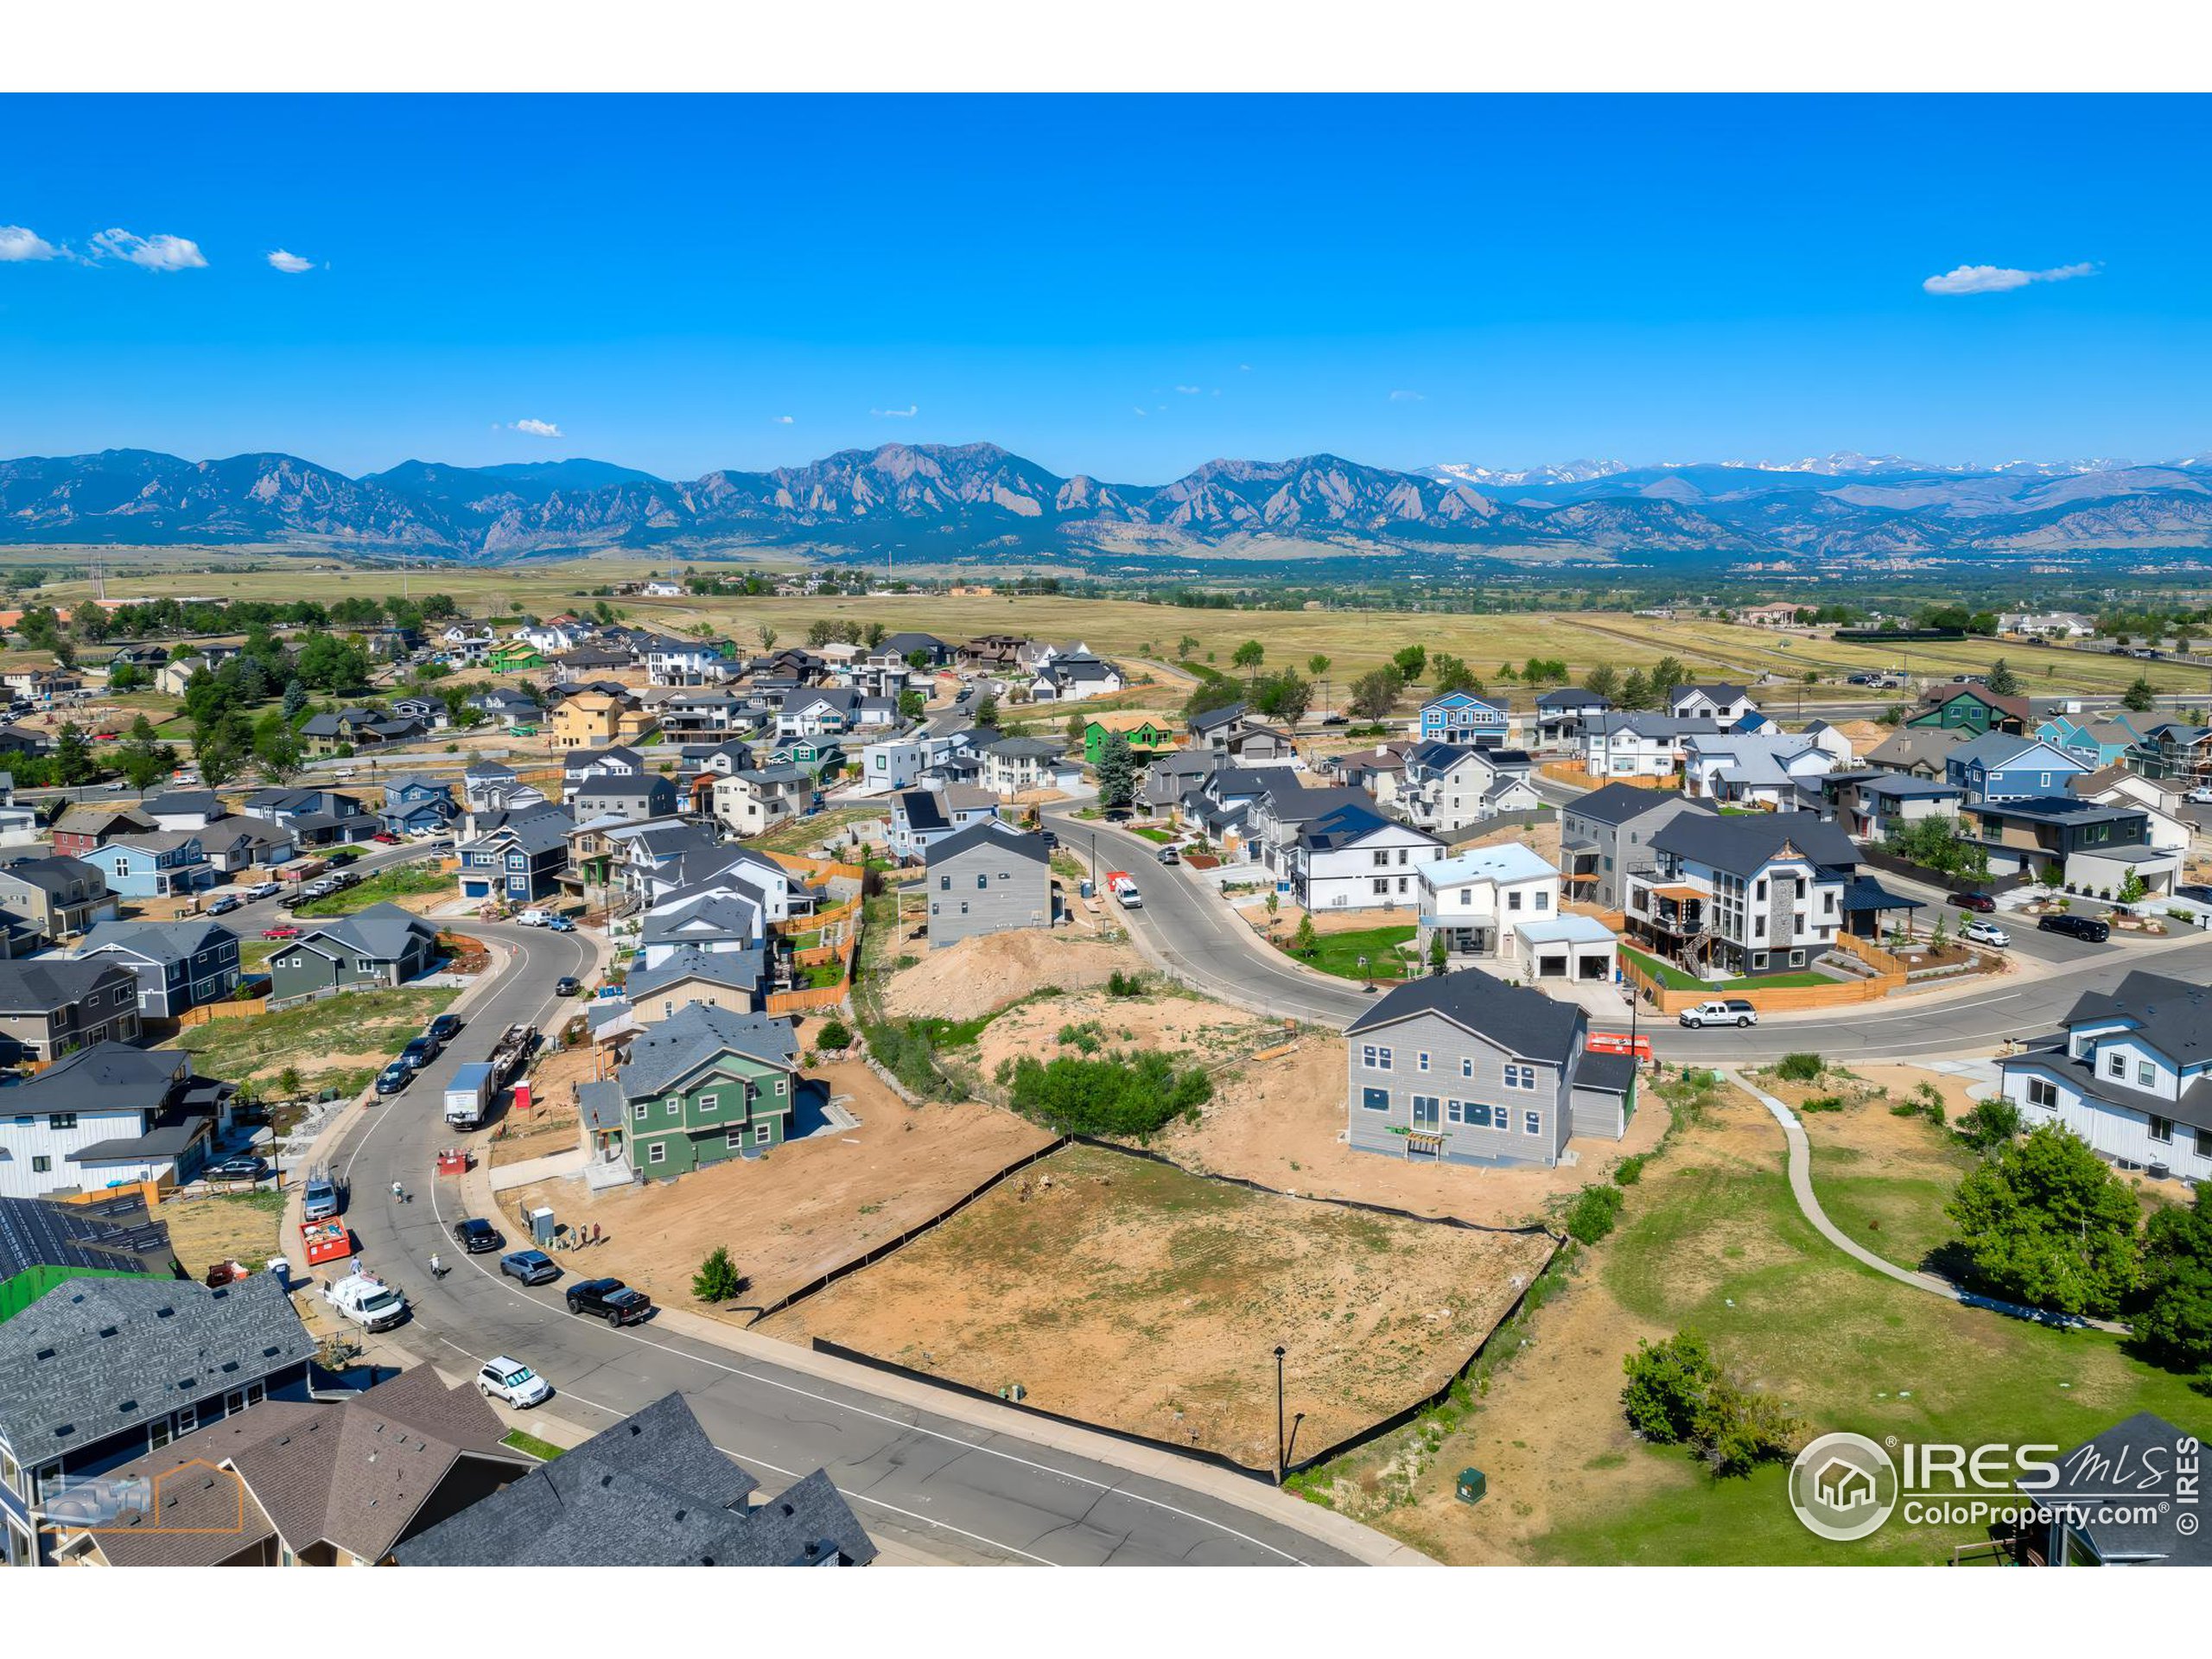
[564,1277,654,1326]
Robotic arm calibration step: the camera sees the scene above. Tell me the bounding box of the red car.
[262,924,302,939]
[372,831,403,845]
[1950,892,1997,914]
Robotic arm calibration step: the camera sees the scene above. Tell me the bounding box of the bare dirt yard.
[507,1062,1055,1312]
[878,928,1147,1024]
[162,1188,286,1279]
[486,1043,597,1170]
[761,1141,1556,1470]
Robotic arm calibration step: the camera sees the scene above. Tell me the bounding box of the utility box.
[529,1205,556,1245]
[1455,1467,1488,1506]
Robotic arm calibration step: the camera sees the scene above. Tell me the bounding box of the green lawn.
[1283,923,1417,982]
[500,1428,565,1461]
[289,865,450,918]
[1620,944,1831,992]
[1128,825,1176,843]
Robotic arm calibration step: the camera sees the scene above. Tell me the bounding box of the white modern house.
[1290,800,1444,914]
[1999,972,2212,1179]
[1583,714,1721,779]
[1666,683,1759,723]
[1680,733,1838,810]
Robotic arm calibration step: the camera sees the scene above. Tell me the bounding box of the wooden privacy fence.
[178,996,271,1027]
[766,982,851,1014]
[1618,950,1904,1014]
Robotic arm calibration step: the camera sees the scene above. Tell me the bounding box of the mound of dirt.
[879,928,1147,1023]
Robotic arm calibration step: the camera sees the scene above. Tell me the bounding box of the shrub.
[1955,1096,2018,1151]
[1611,1154,1648,1186]
[1798,1096,1844,1113]
[813,1018,853,1052]
[690,1246,747,1304]
[1621,1330,1802,1478]
[1774,1052,1825,1083]
[1564,1183,1624,1244]
[1105,970,1146,997]
[1004,1051,1212,1138]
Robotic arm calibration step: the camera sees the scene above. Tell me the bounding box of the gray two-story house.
[0,857,118,944]
[923,820,1053,949]
[1344,968,1633,1169]
[573,772,680,824]
[76,918,243,1020]
[265,904,441,1004]
[0,958,143,1065]
[1558,782,1718,911]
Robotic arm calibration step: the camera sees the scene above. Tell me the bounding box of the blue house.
[1418,691,1510,748]
[1944,733,2090,806]
[456,807,573,904]
[93,831,217,899]
[378,774,459,836]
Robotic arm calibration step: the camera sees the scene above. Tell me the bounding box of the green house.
[1084,717,1176,766]
[1905,685,2025,737]
[489,641,544,673]
[613,1004,804,1180]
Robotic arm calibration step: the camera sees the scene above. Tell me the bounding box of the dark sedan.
[452,1217,505,1254]
[426,1014,463,1045]
[1950,892,1997,914]
[2038,912,2111,944]
[499,1249,561,1286]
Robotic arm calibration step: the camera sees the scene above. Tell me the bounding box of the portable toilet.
[529,1205,556,1246]
[1455,1467,1488,1505]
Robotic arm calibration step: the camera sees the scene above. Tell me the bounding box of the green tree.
[254,727,303,785]
[1430,654,1482,696]
[1955,1096,2022,1154]
[1177,633,1200,661]
[52,721,95,787]
[106,662,147,692]
[1427,931,1449,977]
[1306,653,1332,715]
[1251,668,1312,725]
[2123,675,2158,713]
[1231,639,1266,679]
[1618,669,1654,709]
[1290,912,1319,958]
[690,1245,747,1304]
[116,724,177,793]
[1181,677,1244,721]
[973,692,999,727]
[1945,1122,2143,1317]
[1621,1331,1720,1444]
[281,677,308,720]
[1584,664,1621,702]
[1391,644,1427,683]
[757,624,779,652]
[899,689,926,721]
[1649,654,1690,696]
[1347,664,1406,721]
[2138,1184,2212,1377]
[195,739,244,790]
[1095,730,1140,810]
[1985,658,2021,696]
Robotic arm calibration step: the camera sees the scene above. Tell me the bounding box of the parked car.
[1113,881,1144,909]
[1678,999,1758,1029]
[301,1173,341,1222]
[1950,892,1997,913]
[514,909,551,927]
[248,880,281,899]
[499,1249,561,1286]
[475,1356,551,1409]
[451,1217,504,1254]
[565,1277,653,1325]
[2188,787,2212,805]
[2038,912,2112,943]
[426,1013,463,1045]
[399,1036,439,1071]
[554,975,582,997]
[262,924,302,939]
[1154,845,1180,865]
[2177,884,2212,905]
[372,830,403,844]
[1320,712,1349,726]
[1961,919,2011,947]
[375,1062,412,1096]
[207,894,242,915]
[546,915,575,932]
[204,1155,267,1184]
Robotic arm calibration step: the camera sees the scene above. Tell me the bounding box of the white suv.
[1961,919,2011,947]
[476,1356,551,1408]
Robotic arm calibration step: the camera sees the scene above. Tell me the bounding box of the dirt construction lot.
[878,928,1147,1024]
[509,1061,1055,1312]
[762,1141,1557,1470]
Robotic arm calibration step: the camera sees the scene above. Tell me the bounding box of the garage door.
[1537,952,1568,978]
[1579,953,1611,981]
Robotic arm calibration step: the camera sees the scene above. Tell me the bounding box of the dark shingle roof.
[620,1003,798,1098]
[925,819,1048,868]
[626,945,767,1002]
[1345,966,1584,1062]
[0,956,134,1015]
[0,1193,170,1285]
[1649,810,1857,876]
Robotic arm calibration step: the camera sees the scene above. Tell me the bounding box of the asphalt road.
[1041,806,2212,1065]
[322,918,1349,1567]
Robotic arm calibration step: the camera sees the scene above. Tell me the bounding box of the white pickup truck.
[321,1270,408,1332]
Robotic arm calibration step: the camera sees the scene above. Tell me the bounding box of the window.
[149,1418,171,1452]
[2151,1116,2175,1145]
[1503,1063,1536,1091]
[1535,891,1550,912]
[726,1128,744,1150]
[2024,1077,2059,1109]
[665,1100,680,1117]
[48,1113,74,1130]
[1416,1052,1430,1073]
[976,874,988,889]
[647,1141,667,1165]
[1363,1045,1393,1071]
[1508,890,1522,912]
[1360,1086,1389,1113]
[1460,1057,1474,1079]
[2139,1061,2157,1088]
[633,1103,647,1122]
[698,1091,721,1115]
[2107,1052,2126,1080]
[1373,877,1390,895]
[1524,1111,1541,1136]
[31,1155,49,1173]
[1412,1096,1440,1127]
[938,875,950,891]
[2196,1128,2212,1160]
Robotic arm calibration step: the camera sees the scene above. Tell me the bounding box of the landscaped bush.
[1798,1096,1845,1114]
[1611,1154,1648,1186]
[1564,1183,1624,1244]
[1621,1330,1802,1478]
[690,1246,748,1304]
[813,1018,852,1052]
[1004,1050,1212,1138]
[1774,1052,1825,1083]
[1955,1096,2020,1151]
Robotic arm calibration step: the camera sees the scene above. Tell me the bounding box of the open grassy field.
[289,865,453,918]
[1301,1075,2212,1565]
[761,1140,1556,1470]
[176,985,458,1096]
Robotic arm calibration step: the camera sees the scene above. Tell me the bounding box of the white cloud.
[0,226,60,263]
[772,414,794,424]
[1237,363,1252,372]
[508,418,563,438]
[1132,406,1148,416]
[1923,261,2097,296]
[1174,385,1201,395]
[1389,389,1425,402]
[871,404,918,418]
[90,227,207,271]
[265,249,315,274]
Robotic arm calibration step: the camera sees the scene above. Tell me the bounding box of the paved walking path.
[1723,1068,2128,1336]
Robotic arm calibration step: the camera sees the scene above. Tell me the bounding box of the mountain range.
[4,443,2212,567]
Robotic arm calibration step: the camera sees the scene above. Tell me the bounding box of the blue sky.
[1,93,2206,481]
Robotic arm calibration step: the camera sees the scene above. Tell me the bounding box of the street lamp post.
[1274,1345,1287,1483]
[1357,953,1371,994]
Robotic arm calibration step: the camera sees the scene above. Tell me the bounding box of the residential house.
[389,695,447,729]
[1557,782,1719,912]
[1907,683,2030,737]
[238,787,374,846]
[468,684,543,726]
[711,766,811,837]
[980,736,1075,798]
[138,791,225,832]
[2071,767,2194,855]
[1082,711,1176,766]
[775,686,865,740]
[1417,690,1510,748]
[0,1274,316,1567]
[264,904,442,1004]
[551,689,656,751]
[488,639,544,675]
[93,830,216,899]
[1945,732,2091,805]
[606,1004,804,1179]
[2001,972,2212,1184]
[879,632,951,668]
[1027,648,1124,702]
[1582,713,1719,779]
[573,772,680,824]
[1414,842,1616,984]
[888,785,1000,861]
[1188,702,1254,754]
[1625,811,1860,979]
[455,806,574,905]
[1329,742,1412,810]
[393,1391,874,1568]
[153,654,211,696]
[924,821,1053,949]
[0,857,118,941]
[2128,721,2212,787]
[0,725,53,759]
[49,1362,529,1568]
[1825,772,1967,842]
[1665,683,1758,723]
[1963,796,2179,896]
[460,761,544,819]
[1291,799,1444,914]
[1679,733,1838,810]
[0,958,143,1065]
[378,774,460,836]
[855,731,943,794]
[1863,724,1973,779]
[1141,749,1224,817]
[0,1192,175,1324]
[1344,967,1633,1169]
[625,946,768,1024]
[0,1045,225,1198]
[959,633,1032,671]
[551,644,639,683]
[77,918,241,1020]
[562,743,645,801]
[49,806,152,861]
[1998,610,2095,639]
[1534,688,1611,750]
[637,891,767,970]
[1395,742,1540,834]
[1736,601,1804,626]
[643,633,732,687]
